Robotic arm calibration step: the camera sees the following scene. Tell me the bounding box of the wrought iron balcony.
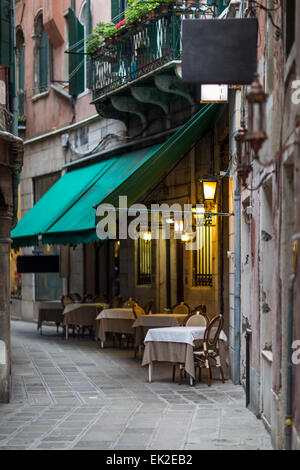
[91,2,222,104]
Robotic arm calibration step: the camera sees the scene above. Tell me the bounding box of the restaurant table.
[96,308,135,348]
[142,326,228,385]
[38,300,64,335]
[133,314,187,349]
[63,302,109,339]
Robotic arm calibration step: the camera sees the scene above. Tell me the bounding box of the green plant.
[86,1,176,53]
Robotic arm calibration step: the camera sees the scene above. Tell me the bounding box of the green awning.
[11,103,221,248]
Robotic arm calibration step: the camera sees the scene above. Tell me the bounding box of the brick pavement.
[0,321,272,450]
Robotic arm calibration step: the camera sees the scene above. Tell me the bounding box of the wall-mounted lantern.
[246,73,268,158]
[200,177,218,202]
[235,121,252,186]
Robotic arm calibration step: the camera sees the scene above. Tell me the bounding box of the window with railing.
[193,216,213,287]
[92,2,220,101]
[136,237,152,285]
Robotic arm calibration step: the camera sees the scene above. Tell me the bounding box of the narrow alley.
[0,321,272,451]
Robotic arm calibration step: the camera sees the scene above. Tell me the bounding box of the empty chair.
[171,301,190,315]
[70,292,82,302]
[61,295,74,308]
[83,293,93,303]
[93,294,108,303]
[194,314,225,386]
[192,304,207,314]
[143,299,153,315]
[184,310,209,327]
[132,304,146,319]
[122,297,138,307]
[110,295,123,308]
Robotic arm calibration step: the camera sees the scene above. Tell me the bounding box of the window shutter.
[86,0,93,89]
[39,28,49,93]
[68,8,84,96]
[18,44,25,116]
[0,0,12,67]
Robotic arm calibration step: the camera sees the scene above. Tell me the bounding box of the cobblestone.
[0,321,273,450]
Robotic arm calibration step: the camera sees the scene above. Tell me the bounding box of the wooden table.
[142,326,227,385]
[96,308,135,348]
[38,300,64,335]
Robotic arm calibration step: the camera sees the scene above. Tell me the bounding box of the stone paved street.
[0,321,272,450]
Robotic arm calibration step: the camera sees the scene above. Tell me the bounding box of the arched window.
[34,12,49,94]
[16,28,25,119]
[79,1,92,90]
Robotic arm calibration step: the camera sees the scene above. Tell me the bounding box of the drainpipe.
[246,327,252,407]
[233,177,241,384]
[285,273,295,450]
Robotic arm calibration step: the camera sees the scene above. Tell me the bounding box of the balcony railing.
[92,2,222,102]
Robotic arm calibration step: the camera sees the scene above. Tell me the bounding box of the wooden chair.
[83,293,93,303]
[171,301,190,315]
[183,310,209,327]
[193,314,225,386]
[132,303,146,319]
[172,310,210,383]
[70,292,82,302]
[61,294,73,308]
[92,294,108,303]
[110,295,123,308]
[143,299,153,315]
[122,297,138,307]
[192,304,207,314]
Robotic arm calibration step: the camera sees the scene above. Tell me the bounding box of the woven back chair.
[110,295,123,308]
[143,299,153,315]
[184,310,209,327]
[171,302,190,315]
[194,314,225,386]
[122,297,138,307]
[192,304,207,314]
[83,293,93,303]
[93,294,108,303]
[132,304,146,319]
[61,295,74,308]
[70,292,82,302]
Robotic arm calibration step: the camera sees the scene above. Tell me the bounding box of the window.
[193,216,213,287]
[34,173,63,301]
[111,0,127,21]
[285,0,295,58]
[79,1,92,90]
[16,28,25,121]
[136,237,151,285]
[34,13,50,94]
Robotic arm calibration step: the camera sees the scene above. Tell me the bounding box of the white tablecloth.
[96,308,134,320]
[144,326,227,347]
[63,303,108,315]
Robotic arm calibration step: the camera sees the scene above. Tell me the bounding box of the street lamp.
[200,177,218,202]
[246,73,268,158]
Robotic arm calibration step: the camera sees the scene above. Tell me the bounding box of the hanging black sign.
[182,18,258,85]
[17,256,60,273]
